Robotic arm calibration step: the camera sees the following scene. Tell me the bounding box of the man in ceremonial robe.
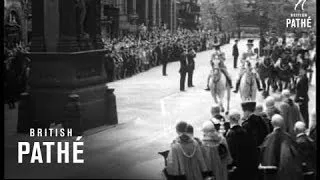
[260,114,304,180]
[294,121,316,172]
[166,122,208,180]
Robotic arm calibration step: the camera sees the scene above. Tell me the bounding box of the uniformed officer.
[233,40,263,93]
[205,42,233,90]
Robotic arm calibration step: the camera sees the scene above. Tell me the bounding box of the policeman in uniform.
[205,42,233,90]
[233,40,263,93]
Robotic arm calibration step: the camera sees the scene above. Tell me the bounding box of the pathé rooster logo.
[294,0,307,11]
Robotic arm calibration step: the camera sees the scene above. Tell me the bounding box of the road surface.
[4,38,316,179]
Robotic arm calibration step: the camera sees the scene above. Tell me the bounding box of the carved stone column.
[124,0,127,14]
[132,0,136,14]
[94,0,104,49]
[152,0,156,26]
[170,0,173,32]
[158,0,161,26]
[56,0,79,52]
[43,0,59,52]
[173,0,176,31]
[30,0,45,51]
[145,0,148,25]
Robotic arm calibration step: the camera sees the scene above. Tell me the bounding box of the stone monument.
[19,0,118,135]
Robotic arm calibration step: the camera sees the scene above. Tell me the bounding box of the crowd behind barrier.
[102,28,231,82]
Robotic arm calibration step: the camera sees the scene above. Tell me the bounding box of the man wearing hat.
[295,65,309,128]
[162,42,170,76]
[232,39,239,69]
[205,42,233,90]
[179,46,189,91]
[187,47,196,87]
[241,101,269,147]
[233,39,263,93]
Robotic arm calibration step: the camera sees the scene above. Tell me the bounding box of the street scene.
[4,0,317,179]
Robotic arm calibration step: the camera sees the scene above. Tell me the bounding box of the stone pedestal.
[21,0,118,134]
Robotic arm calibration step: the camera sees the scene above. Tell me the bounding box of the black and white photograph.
[3,0,317,179]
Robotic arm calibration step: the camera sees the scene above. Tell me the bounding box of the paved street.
[4,38,316,179]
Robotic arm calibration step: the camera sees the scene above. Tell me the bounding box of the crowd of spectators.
[3,28,231,108]
[102,28,231,82]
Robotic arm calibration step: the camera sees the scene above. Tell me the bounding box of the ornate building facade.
[101,0,177,38]
[176,0,201,30]
[4,0,32,47]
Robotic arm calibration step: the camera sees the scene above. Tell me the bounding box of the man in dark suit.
[120,47,129,78]
[295,66,309,127]
[232,39,239,69]
[187,47,196,87]
[226,110,259,180]
[241,101,269,147]
[179,47,188,91]
[154,42,162,66]
[162,43,169,76]
[104,50,115,82]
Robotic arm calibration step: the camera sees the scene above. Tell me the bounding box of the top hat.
[247,39,254,46]
[241,101,256,112]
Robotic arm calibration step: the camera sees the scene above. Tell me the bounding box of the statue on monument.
[75,0,90,39]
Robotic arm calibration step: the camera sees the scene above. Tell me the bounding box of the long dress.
[166,135,208,180]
